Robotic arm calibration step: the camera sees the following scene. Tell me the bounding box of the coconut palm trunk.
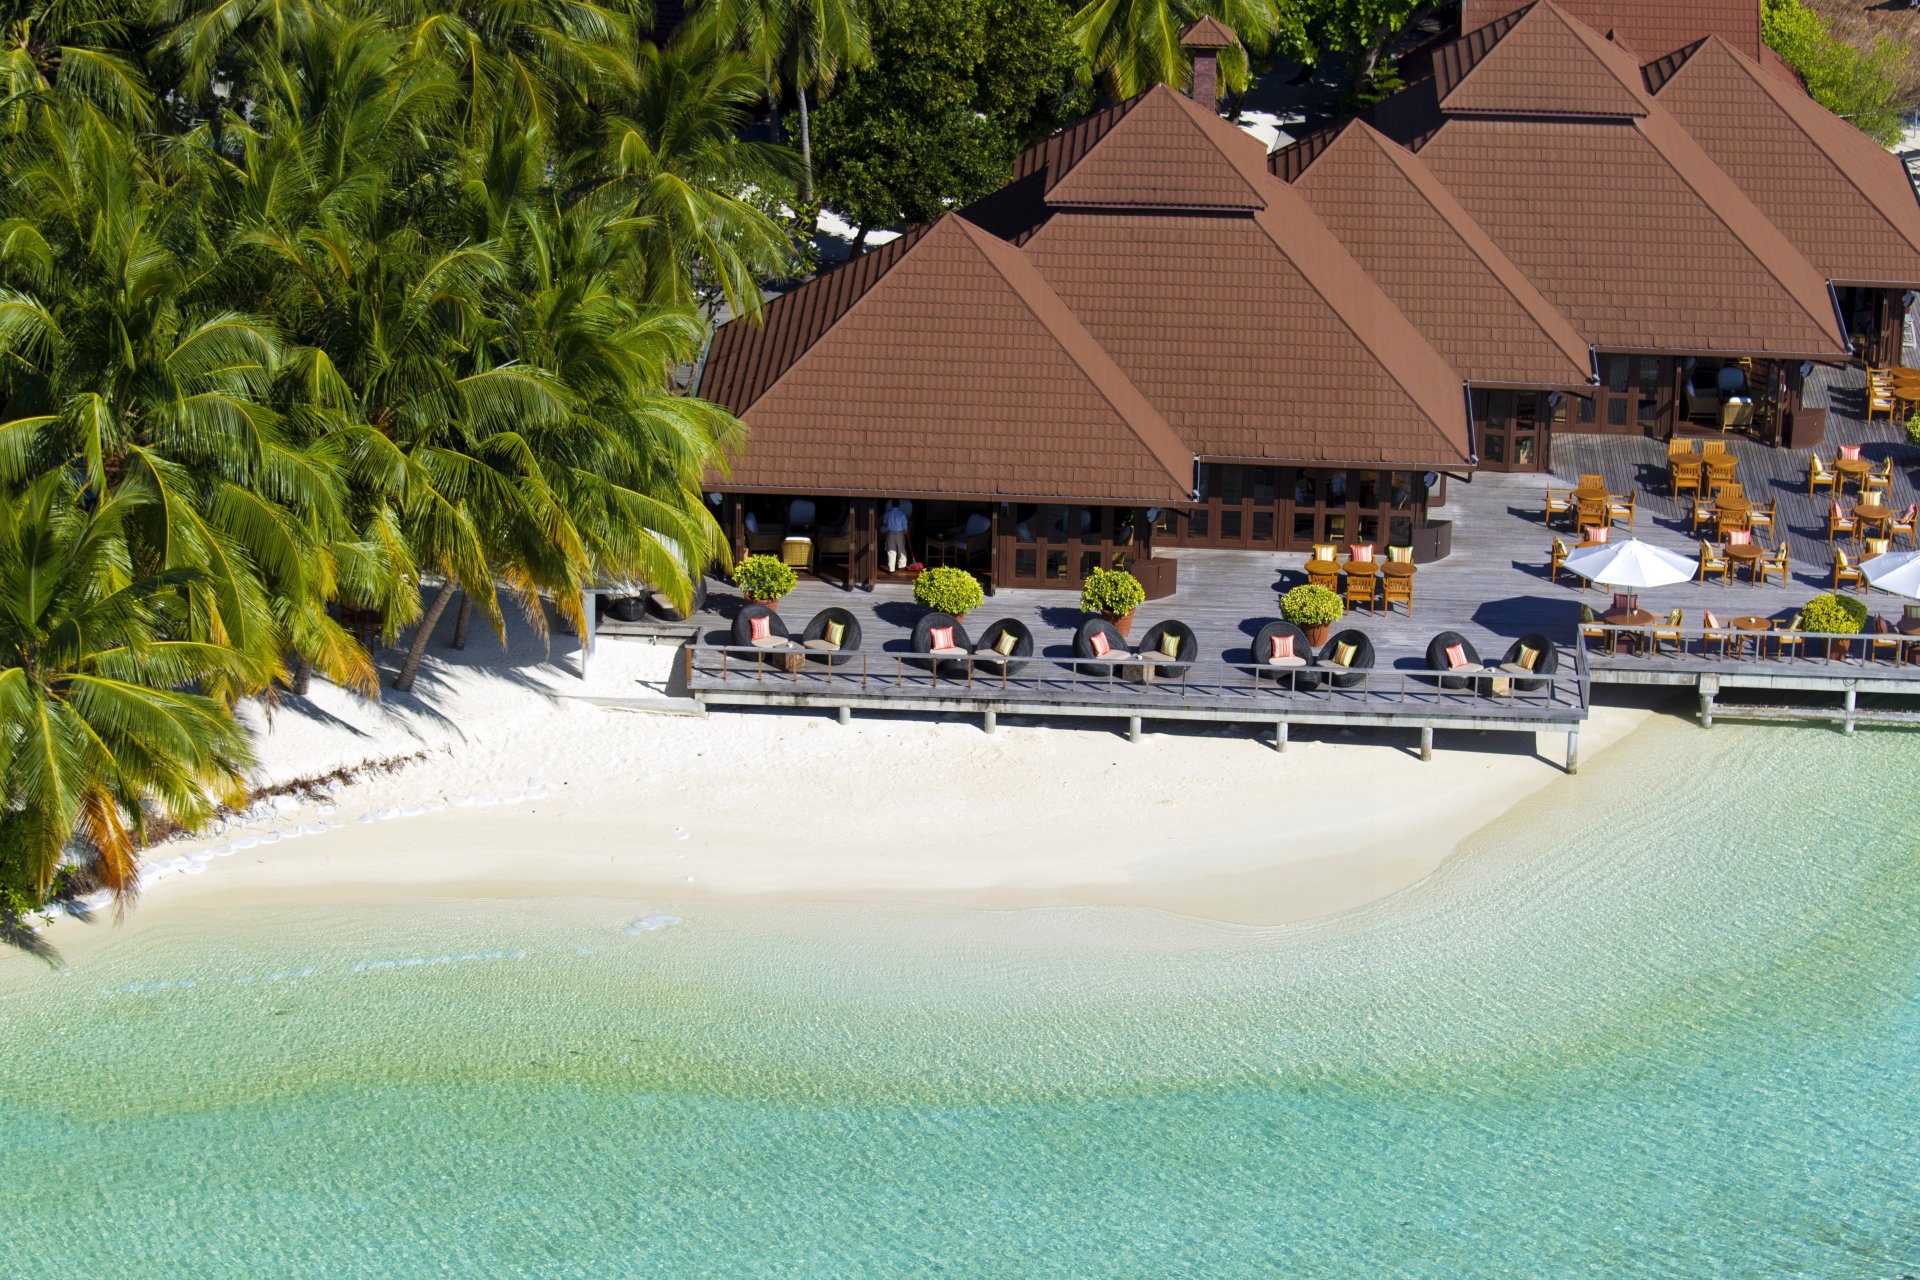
[450,592,472,650]
[797,84,814,204]
[393,581,459,693]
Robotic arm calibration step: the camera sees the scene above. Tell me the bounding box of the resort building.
[697,0,1920,594]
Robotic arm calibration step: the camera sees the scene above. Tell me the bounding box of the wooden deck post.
[1127,715,1142,744]
[1844,683,1857,735]
[1565,729,1579,775]
[1274,720,1288,752]
[1419,725,1433,761]
[983,709,997,734]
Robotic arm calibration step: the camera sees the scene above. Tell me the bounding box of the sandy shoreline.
[33,615,1661,938]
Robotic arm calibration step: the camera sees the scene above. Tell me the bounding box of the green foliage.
[1071,0,1295,100]
[1763,0,1911,146]
[810,0,1091,234]
[734,554,799,601]
[1907,412,1920,447]
[1080,567,1147,616]
[1801,592,1868,635]
[912,566,985,616]
[1281,583,1344,628]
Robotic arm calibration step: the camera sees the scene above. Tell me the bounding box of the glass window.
[1214,466,1245,504]
[1219,511,1242,539]
[1252,510,1274,542]
[1189,510,1209,537]
[1484,433,1506,462]
[1294,511,1316,540]
[1014,549,1036,578]
[1251,468,1277,504]
[1079,551,1098,579]
[1326,514,1346,541]
[1636,356,1662,390]
[1605,355,1629,393]
[1045,551,1067,580]
[1607,399,1628,427]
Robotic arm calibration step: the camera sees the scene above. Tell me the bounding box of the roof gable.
[1652,35,1920,285]
[1180,16,1237,48]
[1045,85,1268,210]
[1464,0,1763,62]
[706,215,1193,502]
[1440,1,1650,117]
[1292,121,1591,386]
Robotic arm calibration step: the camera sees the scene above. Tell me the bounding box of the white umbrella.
[1863,549,1920,598]
[1562,538,1698,589]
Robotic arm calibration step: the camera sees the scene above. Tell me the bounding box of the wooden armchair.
[1833,548,1864,592]
[1775,613,1806,659]
[1705,456,1738,495]
[1700,609,1731,657]
[1745,497,1775,538]
[1344,571,1376,615]
[1868,617,1905,663]
[1808,455,1836,498]
[1543,487,1574,527]
[1890,503,1918,548]
[1828,502,1858,545]
[1689,497,1717,536]
[1577,473,1605,491]
[1607,490,1636,531]
[1671,460,1702,501]
[1549,536,1584,590]
[1575,497,1607,530]
[1699,541,1730,586]
[1578,603,1608,649]
[1702,439,1728,457]
[1651,608,1684,658]
[1383,572,1414,617]
[1756,541,1790,586]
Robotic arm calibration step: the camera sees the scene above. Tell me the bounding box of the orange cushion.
[1348,544,1374,562]
[930,625,954,650]
[1584,526,1608,543]
[1726,529,1751,546]
[1089,630,1110,658]
[1444,643,1468,670]
[749,615,771,642]
[1268,633,1294,661]
[1840,445,1861,460]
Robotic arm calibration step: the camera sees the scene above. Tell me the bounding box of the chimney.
[1179,18,1238,114]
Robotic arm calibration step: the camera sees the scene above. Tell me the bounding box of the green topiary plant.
[1801,592,1868,635]
[913,566,983,617]
[733,554,797,603]
[1906,411,1920,447]
[1281,584,1345,629]
[1079,567,1146,618]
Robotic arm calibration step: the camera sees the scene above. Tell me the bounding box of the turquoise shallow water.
[4,714,1920,1277]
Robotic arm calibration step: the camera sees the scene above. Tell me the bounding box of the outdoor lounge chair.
[1498,634,1558,693]
[1808,455,1836,498]
[1137,620,1198,681]
[910,612,973,675]
[646,573,708,622]
[1424,630,1482,690]
[731,602,791,648]
[1072,617,1128,675]
[1250,621,1320,691]
[1317,629,1375,690]
[800,607,862,667]
[972,618,1034,678]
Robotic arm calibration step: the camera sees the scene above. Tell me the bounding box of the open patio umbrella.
[1863,550,1920,598]
[1562,538,1697,589]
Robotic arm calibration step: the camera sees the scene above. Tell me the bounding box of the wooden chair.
[1702,439,1728,456]
[1668,437,1699,458]
[1344,570,1376,615]
[1828,502,1858,545]
[1549,536,1585,590]
[1864,472,1891,505]
[1543,487,1574,527]
[1700,609,1731,657]
[1689,497,1717,537]
[1716,507,1749,536]
[1705,458,1738,496]
[1305,559,1339,592]
[1775,612,1806,660]
[1745,497,1775,538]
[1575,497,1607,530]
[1382,572,1413,617]
[1868,378,1897,424]
[1756,541,1790,586]
[1890,503,1918,548]
[1578,603,1609,651]
[1833,548,1864,592]
[1868,618,1905,663]
[1651,608,1684,658]
[1808,455,1836,498]
[1577,473,1605,491]
[1699,540,1730,586]
[1671,459,1702,502]
[1606,490,1636,531]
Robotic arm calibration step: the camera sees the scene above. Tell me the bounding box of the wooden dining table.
[1724,541,1764,581]
[1855,502,1891,537]
[1835,457,1873,492]
[1731,615,1773,659]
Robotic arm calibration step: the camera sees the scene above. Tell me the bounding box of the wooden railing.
[1582,623,1919,666]
[683,644,1586,715]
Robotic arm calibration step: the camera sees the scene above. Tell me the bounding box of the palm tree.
[1070,0,1279,100]
[683,0,874,204]
[0,475,252,908]
[0,0,150,132]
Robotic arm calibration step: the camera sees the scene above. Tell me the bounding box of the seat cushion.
[1497,661,1534,676]
[1266,655,1307,668]
[929,646,967,657]
[750,635,788,650]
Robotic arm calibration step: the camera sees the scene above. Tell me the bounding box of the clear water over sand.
[3,714,1918,1277]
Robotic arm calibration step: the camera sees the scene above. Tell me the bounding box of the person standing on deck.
[882,500,911,572]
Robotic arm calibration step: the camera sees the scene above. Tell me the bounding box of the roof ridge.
[1546,1,1657,105]
[1701,34,1920,262]
[1630,102,1845,348]
[1442,0,1649,117]
[950,217,1196,491]
[1352,123,1592,379]
[1047,85,1267,210]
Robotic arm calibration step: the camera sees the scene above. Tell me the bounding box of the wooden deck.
[625,365,1920,739]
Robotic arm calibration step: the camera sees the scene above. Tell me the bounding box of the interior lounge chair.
[972,618,1034,678]
[1072,617,1128,675]
[1136,620,1198,681]
[799,607,862,667]
[1425,630,1483,690]
[1498,634,1559,693]
[1317,629,1376,690]
[732,602,791,648]
[910,612,973,675]
[1250,621,1319,691]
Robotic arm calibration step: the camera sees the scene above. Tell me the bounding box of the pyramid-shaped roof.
[1652,36,1920,287]
[1462,0,1766,63]
[1045,85,1267,210]
[1180,16,1238,49]
[1289,121,1591,387]
[1437,1,1649,117]
[704,215,1193,502]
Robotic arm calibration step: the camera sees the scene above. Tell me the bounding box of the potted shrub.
[1079,567,1147,639]
[733,554,797,607]
[1282,583,1345,648]
[913,566,984,622]
[1801,592,1867,658]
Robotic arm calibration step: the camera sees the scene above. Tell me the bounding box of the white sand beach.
[57,610,1655,934]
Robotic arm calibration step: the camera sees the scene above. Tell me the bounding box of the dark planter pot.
[1102,610,1135,640]
[1304,622,1332,648]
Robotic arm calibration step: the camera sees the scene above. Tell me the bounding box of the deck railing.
[1583,622,1919,667]
[683,644,1586,715]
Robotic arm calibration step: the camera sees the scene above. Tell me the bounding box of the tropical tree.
[0,475,252,909]
[683,0,875,204]
[1070,0,1284,101]
[0,0,150,132]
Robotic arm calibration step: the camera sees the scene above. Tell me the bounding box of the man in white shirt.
[882,501,910,571]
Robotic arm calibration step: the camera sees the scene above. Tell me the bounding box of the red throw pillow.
[1840,444,1861,461]
[1727,529,1751,546]
[748,615,771,642]
[1269,633,1294,660]
[1349,543,1374,562]
[1089,631,1110,658]
[1444,643,1468,670]
[929,625,955,650]
[1583,526,1609,543]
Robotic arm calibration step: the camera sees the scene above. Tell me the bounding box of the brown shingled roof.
[1651,36,1920,287]
[1464,0,1764,62]
[1179,16,1238,48]
[1289,121,1593,387]
[1438,1,1649,117]
[1044,87,1268,210]
[703,215,1193,502]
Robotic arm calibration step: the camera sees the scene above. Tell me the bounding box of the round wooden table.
[1601,608,1653,654]
[1343,559,1380,576]
[1731,615,1773,659]
[1304,559,1339,587]
[1379,561,1417,578]
[1835,457,1873,491]
[1855,502,1891,537]
[1724,542,1764,580]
